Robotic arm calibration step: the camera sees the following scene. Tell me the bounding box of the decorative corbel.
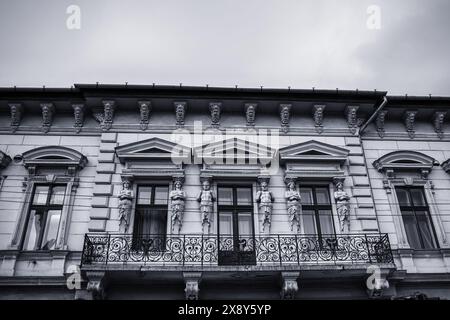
[8,103,22,133]
[366,270,390,299]
[280,272,299,299]
[345,105,359,134]
[174,102,187,127]
[312,104,326,133]
[245,103,257,126]
[72,104,85,133]
[138,101,151,130]
[40,103,54,133]
[101,100,115,131]
[376,110,388,138]
[86,271,106,300]
[209,102,222,127]
[0,151,11,169]
[433,111,446,139]
[183,272,201,300]
[403,110,418,139]
[442,159,450,173]
[279,104,292,133]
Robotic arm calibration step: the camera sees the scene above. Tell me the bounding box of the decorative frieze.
[375,110,388,138]
[279,104,292,133]
[312,104,326,133]
[403,110,418,139]
[245,103,257,126]
[8,103,22,132]
[209,102,222,127]
[72,104,85,133]
[40,103,54,133]
[174,102,187,127]
[345,105,359,134]
[256,176,274,232]
[170,176,186,233]
[333,177,351,233]
[433,111,446,139]
[197,177,215,233]
[138,101,151,130]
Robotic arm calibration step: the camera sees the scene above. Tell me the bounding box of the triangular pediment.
[279,140,349,162]
[116,137,191,163]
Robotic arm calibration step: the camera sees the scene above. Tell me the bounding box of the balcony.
[81,233,394,270]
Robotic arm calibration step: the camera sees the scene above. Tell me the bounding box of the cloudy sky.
[0,0,449,95]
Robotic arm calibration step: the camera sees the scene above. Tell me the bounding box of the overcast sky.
[0,0,449,95]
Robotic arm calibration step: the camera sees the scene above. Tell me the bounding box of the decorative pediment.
[21,146,87,175]
[373,150,438,179]
[115,137,191,164]
[279,140,349,179]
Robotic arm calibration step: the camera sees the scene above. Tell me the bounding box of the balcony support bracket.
[280,271,300,299]
[183,272,202,300]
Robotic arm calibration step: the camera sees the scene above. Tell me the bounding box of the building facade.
[0,84,449,300]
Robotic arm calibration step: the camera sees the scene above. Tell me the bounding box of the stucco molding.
[40,103,55,133]
[72,104,85,133]
[137,100,151,130]
[8,103,22,133]
[279,103,292,133]
[245,103,257,127]
[441,159,450,173]
[433,111,446,139]
[312,104,326,134]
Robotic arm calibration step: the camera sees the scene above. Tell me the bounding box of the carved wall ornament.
[86,272,106,300]
[170,177,186,233]
[256,176,274,232]
[403,110,418,139]
[72,104,85,133]
[345,105,360,134]
[138,101,151,130]
[118,177,133,233]
[433,111,446,139]
[281,272,299,300]
[174,102,187,127]
[245,103,257,126]
[40,103,54,133]
[209,102,222,127]
[0,150,11,169]
[197,178,215,233]
[185,279,200,300]
[9,103,22,132]
[284,178,301,233]
[102,100,115,131]
[333,177,351,233]
[312,105,326,133]
[279,104,292,133]
[376,110,388,138]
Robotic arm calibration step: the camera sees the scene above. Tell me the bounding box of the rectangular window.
[23,185,66,250]
[299,186,335,237]
[395,187,438,249]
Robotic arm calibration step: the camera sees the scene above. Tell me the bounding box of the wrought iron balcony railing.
[81,233,393,267]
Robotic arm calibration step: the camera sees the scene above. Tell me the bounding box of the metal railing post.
[105,234,111,265]
[201,234,204,267]
[295,234,300,265]
[277,235,282,266]
[182,235,186,266]
[365,234,372,264]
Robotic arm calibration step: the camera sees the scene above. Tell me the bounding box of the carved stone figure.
[209,102,221,127]
[346,105,359,134]
[174,102,187,127]
[285,179,301,232]
[72,104,84,133]
[118,178,133,233]
[433,111,446,139]
[376,110,388,138]
[41,103,54,133]
[197,179,215,232]
[9,103,22,132]
[170,178,186,233]
[312,105,326,133]
[404,110,417,139]
[256,179,274,232]
[279,104,291,133]
[138,101,151,130]
[333,177,351,232]
[245,103,257,126]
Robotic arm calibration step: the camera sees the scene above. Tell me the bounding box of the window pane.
[41,210,61,250]
[219,212,233,236]
[238,212,253,235]
[154,186,169,205]
[303,210,316,234]
[318,210,334,235]
[49,186,66,205]
[218,187,233,206]
[396,188,411,206]
[24,210,43,250]
[236,188,252,206]
[416,211,437,249]
[32,186,50,205]
[410,189,426,207]
[300,188,313,205]
[401,210,422,249]
[316,188,330,205]
[137,187,152,205]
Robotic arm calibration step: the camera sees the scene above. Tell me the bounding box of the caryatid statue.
[170,177,186,233]
[256,178,274,232]
[333,177,351,232]
[118,178,133,233]
[197,179,215,232]
[285,178,301,232]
